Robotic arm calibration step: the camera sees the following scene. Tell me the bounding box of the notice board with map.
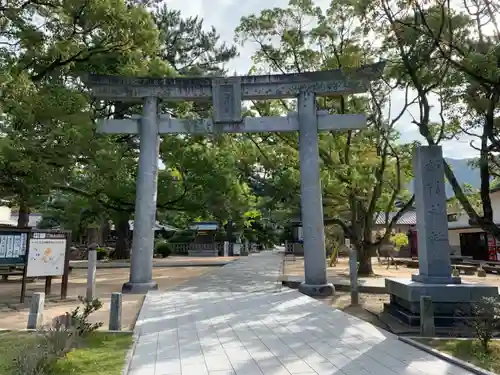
[26,232,67,277]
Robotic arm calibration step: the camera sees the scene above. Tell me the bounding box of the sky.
[167,0,478,159]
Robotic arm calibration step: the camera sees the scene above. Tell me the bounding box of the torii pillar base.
[299,282,335,297]
[122,281,158,294]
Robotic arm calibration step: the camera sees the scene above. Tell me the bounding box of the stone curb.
[398,336,496,375]
[122,331,139,375]
[0,328,133,334]
[281,278,386,293]
[70,261,234,269]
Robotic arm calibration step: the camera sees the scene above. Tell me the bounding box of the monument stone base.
[298,282,335,297]
[384,278,499,327]
[122,281,158,294]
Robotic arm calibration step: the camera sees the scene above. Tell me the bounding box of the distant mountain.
[407,158,479,197]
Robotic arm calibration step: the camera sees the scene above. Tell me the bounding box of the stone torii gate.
[85,63,384,296]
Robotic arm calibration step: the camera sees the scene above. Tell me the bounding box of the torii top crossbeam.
[84,62,385,102]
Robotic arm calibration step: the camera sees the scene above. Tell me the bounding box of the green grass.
[417,338,500,374]
[0,331,132,375]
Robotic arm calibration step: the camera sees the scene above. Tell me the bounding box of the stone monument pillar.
[384,145,498,327]
[411,146,460,284]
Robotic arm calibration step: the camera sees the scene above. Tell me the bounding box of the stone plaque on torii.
[84,62,385,296]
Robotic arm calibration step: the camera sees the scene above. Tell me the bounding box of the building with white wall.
[9,211,43,227]
[448,187,500,261]
[0,206,43,227]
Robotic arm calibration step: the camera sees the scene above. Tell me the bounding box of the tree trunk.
[357,247,374,276]
[114,214,131,260]
[17,200,30,228]
[99,219,110,246]
[87,227,99,246]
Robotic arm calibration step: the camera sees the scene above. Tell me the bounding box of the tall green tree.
[357,0,500,237]
[0,0,161,226]
[11,3,245,258]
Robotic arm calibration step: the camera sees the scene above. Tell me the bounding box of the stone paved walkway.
[128,251,474,375]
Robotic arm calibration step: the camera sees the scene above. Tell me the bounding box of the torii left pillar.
[122,96,159,293]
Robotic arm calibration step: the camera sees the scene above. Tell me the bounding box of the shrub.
[8,296,103,374]
[155,241,172,258]
[477,266,487,277]
[390,232,409,251]
[11,338,52,375]
[69,296,104,336]
[40,322,79,361]
[328,246,338,267]
[95,247,107,260]
[168,229,196,243]
[470,296,500,353]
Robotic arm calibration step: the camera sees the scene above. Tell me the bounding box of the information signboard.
[26,232,67,277]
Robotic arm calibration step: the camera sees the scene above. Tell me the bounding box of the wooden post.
[20,229,32,303]
[44,276,52,295]
[87,243,97,301]
[60,231,71,300]
[349,249,359,305]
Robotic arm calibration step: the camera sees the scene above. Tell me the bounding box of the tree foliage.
[357,0,500,237]
[0,1,252,258]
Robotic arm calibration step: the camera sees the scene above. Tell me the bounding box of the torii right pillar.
[297,90,333,296]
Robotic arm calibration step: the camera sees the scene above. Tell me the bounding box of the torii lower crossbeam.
[98,112,366,134]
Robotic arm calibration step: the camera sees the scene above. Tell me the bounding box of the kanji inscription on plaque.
[212,77,242,124]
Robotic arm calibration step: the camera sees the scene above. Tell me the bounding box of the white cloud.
[166,0,478,160]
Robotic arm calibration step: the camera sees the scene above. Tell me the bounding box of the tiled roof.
[189,223,218,231]
[374,211,417,225]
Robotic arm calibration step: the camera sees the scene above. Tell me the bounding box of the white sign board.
[0,232,28,259]
[233,243,241,256]
[26,236,67,277]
